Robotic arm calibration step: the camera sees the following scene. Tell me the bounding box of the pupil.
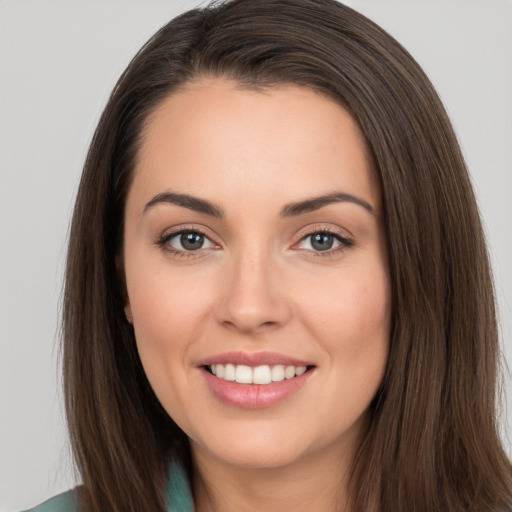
[311,233,333,251]
[181,233,204,250]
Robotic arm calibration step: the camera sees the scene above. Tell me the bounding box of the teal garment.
[21,462,195,512]
[165,462,195,512]
[21,491,77,512]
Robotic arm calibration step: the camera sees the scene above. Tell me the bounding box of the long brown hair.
[63,0,512,510]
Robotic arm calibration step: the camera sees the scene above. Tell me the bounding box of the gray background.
[1,1,511,510]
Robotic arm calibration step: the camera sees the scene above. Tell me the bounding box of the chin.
[191,427,312,470]
[207,446,305,470]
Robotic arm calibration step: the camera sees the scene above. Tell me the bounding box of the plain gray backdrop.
[1,1,511,510]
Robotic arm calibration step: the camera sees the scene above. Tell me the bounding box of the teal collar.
[166,462,195,511]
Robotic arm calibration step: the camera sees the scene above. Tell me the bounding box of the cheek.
[124,251,210,385]
[308,265,389,338]
[125,268,211,425]
[300,261,391,385]
[126,247,213,336]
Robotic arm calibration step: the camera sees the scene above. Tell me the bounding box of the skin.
[123,79,391,511]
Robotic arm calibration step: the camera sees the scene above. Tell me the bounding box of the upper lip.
[196,351,313,368]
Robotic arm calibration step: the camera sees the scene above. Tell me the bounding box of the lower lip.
[201,368,313,409]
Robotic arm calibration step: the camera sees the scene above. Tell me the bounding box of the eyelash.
[155,226,354,258]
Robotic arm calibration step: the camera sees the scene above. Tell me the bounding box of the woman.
[24,0,512,510]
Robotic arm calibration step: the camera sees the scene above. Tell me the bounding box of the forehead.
[130,79,378,212]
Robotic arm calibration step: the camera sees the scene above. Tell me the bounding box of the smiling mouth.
[206,364,312,385]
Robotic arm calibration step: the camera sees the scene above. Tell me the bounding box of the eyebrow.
[143,190,374,218]
[144,192,224,217]
[280,192,374,217]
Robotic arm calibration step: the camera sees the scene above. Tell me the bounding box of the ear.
[116,252,133,324]
[124,304,134,324]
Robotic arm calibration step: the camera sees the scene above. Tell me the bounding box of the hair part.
[63,0,512,510]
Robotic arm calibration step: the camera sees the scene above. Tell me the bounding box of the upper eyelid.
[301,229,347,241]
[295,224,354,240]
[159,225,217,242]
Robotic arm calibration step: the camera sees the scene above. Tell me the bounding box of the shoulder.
[20,462,193,512]
[20,489,79,512]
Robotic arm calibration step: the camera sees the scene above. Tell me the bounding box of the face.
[123,79,391,472]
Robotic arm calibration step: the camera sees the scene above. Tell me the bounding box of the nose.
[215,249,292,335]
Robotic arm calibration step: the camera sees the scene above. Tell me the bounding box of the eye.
[159,230,216,252]
[301,233,337,251]
[296,230,353,254]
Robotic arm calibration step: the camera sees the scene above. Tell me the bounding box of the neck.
[191,441,360,512]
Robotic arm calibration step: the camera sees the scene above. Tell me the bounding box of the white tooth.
[271,365,285,382]
[235,365,253,384]
[224,363,236,381]
[295,366,307,376]
[253,365,272,385]
[284,366,296,379]
[211,365,217,375]
[216,364,225,379]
